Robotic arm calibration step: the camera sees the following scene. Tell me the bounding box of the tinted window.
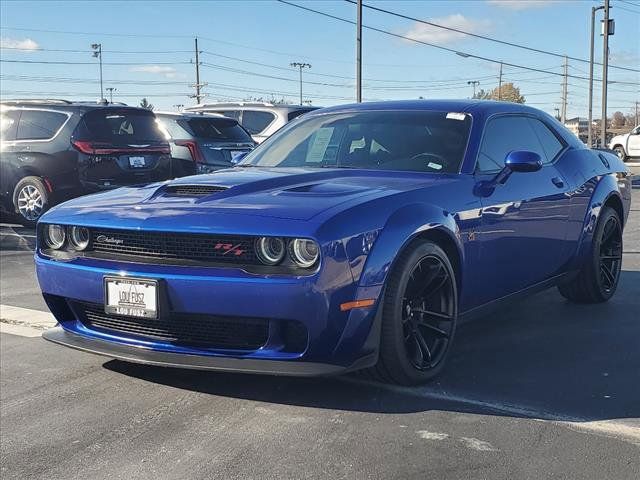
[16,110,68,140]
[76,109,165,144]
[528,118,563,163]
[183,118,252,142]
[158,118,189,139]
[209,110,241,121]
[241,110,276,135]
[0,110,20,141]
[477,116,546,172]
[287,109,315,121]
[242,111,472,173]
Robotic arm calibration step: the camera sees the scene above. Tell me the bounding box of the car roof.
[186,102,319,113]
[0,99,148,113]
[155,111,229,119]
[309,99,546,117]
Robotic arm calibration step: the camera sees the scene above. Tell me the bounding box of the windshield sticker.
[446,112,467,121]
[427,162,443,170]
[306,127,334,163]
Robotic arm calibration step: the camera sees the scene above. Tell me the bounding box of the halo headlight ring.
[44,224,66,250]
[69,226,91,251]
[255,237,286,265]
[289,238,320,268]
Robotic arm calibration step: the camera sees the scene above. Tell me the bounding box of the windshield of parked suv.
[241,110,471,173]
[76,109,166,144]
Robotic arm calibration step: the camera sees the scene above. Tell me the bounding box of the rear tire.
[613,146,626,161]
[371,240,458,385]
[558,207,622,303]
[12,176,49,227]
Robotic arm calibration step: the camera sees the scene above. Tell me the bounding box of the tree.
[611,111,626,129]
[139,98,154,111]
[473,82,525,104]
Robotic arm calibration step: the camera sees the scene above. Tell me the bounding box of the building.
[564,117,589,136]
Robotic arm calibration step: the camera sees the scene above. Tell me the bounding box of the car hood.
[44,167,454,225]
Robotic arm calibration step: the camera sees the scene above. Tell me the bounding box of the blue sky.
[0,0,638,119]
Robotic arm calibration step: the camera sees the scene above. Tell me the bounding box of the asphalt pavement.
[1,193,639,480]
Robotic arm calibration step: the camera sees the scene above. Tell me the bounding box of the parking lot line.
[0,304,57,337]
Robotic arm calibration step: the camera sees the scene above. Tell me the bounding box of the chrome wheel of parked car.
[613,146,626,161]
[558,207,622,303]
[373,240,458,385]
[13,177,49,226]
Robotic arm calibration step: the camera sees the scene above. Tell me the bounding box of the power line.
[277,1,639,86]
[0,46,192,54]
[0,59,191,66]
[343,0,640,73]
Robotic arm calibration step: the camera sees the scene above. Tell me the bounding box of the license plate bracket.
[104,276,158,319]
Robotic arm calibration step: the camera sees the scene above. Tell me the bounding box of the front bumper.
[43,327,370,376]
[35,254,383,373]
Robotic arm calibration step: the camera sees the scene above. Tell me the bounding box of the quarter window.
[241,110,276,135]
[16,110,68,140]
[0,110,20,141]
[528,118,563,162]
[477,116,547,173]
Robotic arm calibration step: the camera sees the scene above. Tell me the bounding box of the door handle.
[551,177,564,188]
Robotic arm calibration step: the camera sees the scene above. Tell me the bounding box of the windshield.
[241,110,471,173]
[76,109,166,144]
[182,117,253,142]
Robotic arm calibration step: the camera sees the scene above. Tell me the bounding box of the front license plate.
[104,277,158,319]
[129,156,146,168]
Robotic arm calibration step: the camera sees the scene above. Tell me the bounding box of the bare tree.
[473,83,525,104]
[139,98,154,111]
[611,111,626,129]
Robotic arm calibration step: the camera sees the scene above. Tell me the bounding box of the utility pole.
[467,80,480,98]
[498,62,503,100]
[601,0,613,147]
[554,107,561,121]
[106,87,116,104]
[588,5,604,147]
[290,62,311,105]
[636,101,639,126]
[91,43,103,101]
[356,0,362,102]
[191,37,206,104]
[561,55,568,124]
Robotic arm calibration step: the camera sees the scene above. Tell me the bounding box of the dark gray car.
[155,112,256,175]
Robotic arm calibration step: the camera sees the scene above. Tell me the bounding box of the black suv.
[0,100,172,225]
[155,112,255,175]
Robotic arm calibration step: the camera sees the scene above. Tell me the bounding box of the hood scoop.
[163,185,229,197]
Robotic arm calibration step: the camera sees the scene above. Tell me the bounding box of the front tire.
[558,207,623,303]
[12,176,49,227]
[373,240,458,385]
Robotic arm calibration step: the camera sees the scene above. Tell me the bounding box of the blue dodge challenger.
[37,100,631,385]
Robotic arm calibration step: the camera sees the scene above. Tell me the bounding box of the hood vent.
[164,185,229,197]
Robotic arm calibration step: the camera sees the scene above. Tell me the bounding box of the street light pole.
[91,43,103,101]
[467,80,480,98]
[601,0,612,148]
[290,62,311,105]
[106,87,116,104]
[356,0,362,102]
[588,5,604,147]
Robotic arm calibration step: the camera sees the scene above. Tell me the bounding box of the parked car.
[184,102,318,143]
[155,111,255,175]
[37,100,631,385]
[609,125,640,161]
[0,99,172,225]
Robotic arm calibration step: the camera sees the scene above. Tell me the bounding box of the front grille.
[73,302,269,350]
[164,185,228,196]
[90,229,258,265]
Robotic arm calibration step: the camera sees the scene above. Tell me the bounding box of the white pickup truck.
[609,125,640,161]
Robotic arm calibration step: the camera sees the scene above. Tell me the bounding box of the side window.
[528,118,563,163]
[0,110,20,141]
[477,116,546,173]
[159,119,190,139]
[16,110,68,140]
[241,110,276,135]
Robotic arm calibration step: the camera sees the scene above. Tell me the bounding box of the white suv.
[184,103,318,143]
[609,125,640,161]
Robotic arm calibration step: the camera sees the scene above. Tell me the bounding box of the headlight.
[69,226,90,251]
[44,224,66,249]
[255,237,286,265]
[290,238,320,268]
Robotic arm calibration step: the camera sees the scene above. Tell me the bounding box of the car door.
[0,109,21,198]
[627,126,640,157]
[474,114,571,304]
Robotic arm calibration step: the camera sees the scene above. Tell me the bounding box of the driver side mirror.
[504,150,543,173]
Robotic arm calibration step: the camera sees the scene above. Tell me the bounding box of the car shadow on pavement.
[104,270,640,423]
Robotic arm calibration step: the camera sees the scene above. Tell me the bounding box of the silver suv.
[184,102,318,143]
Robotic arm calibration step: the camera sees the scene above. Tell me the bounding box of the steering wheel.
[409,152,449,171]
